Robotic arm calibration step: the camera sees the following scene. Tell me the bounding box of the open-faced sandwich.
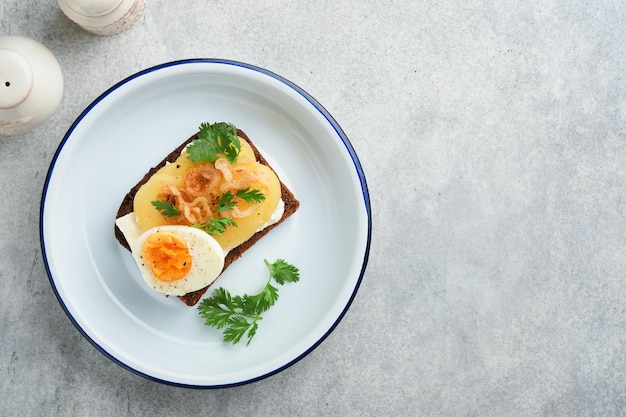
[114,122,299,306]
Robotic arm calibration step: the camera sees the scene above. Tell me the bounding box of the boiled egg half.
[128,225,225,296]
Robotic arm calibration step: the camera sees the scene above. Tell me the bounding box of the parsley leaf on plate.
[197,259,300,346]
[266,258,300,285]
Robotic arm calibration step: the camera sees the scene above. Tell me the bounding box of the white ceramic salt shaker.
[0,36,64,136]
[57,0,146,36]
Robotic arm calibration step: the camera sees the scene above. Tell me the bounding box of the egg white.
[128,225,225,296]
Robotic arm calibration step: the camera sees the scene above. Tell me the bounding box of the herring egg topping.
[129,225,225,296]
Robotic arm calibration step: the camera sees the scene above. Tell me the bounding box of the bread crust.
[114,127,299,306]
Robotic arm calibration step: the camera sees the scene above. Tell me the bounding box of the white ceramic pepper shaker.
[57,0,146,36]
[0,36,64,136]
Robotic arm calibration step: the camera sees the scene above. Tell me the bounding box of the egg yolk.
[141,232,192,282]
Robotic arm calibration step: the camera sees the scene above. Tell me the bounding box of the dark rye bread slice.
[114,127,299,306]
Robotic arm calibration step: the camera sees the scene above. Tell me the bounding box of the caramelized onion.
[184,164,220,197]
[159,160,269,226]
[214,157,233,181]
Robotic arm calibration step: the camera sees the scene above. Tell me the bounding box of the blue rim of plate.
[39,59,372,388]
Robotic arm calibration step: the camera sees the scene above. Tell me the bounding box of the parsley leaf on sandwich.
[214,191,238,214]
[192,188,264,235]
[235,187,266,204]
[187,122,241,164]
[151,200,180,217]
[194,217,237,236]
[193,190,238,234]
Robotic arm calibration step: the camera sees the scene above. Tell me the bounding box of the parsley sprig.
[151,200,180,217]
[235,187,266,204]
[193,188,266,235]
[198,259,300,346]
[187,122,241,164]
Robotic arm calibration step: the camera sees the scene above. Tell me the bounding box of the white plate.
[40,59,371,387]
